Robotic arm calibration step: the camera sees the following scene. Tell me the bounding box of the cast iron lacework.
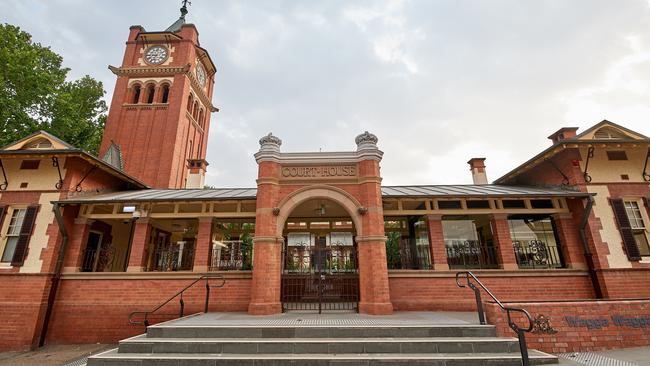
[531,314,558,334]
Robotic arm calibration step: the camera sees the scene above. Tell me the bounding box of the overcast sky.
[3,0,650,187]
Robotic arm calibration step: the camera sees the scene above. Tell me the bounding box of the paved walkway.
[0,344,111,366]
[160,311,480,327]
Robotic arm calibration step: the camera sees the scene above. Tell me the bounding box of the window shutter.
[644,198,650,217]
[11,205,39,267]
[610,198,641,261]
[0,205,7,228]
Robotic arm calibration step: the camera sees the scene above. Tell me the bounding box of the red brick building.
[1,7,650,352]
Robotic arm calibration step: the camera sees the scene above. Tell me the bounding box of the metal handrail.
[456,271,533,366]
[128,274,226,327]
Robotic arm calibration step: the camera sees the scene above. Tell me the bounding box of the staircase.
[88,313,558,366]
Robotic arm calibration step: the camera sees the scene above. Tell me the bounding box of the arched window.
[193,101,199,120]
[132,84,141,104]
[146,84,155,104]
[198,110,204,128]
[160,84,170,103]
[187,94,193,111]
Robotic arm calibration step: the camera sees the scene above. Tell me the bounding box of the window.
[20,160,40,170]
[146,84,155,104]
[22,138,52,149]
[132,85,141,103]
[606,151,628,161]
[442,215,498,269]
[187,94,193,111]
[2,208,26,262]
[624,200,650,256]
[508,215,563,269]
[160,84,170,103]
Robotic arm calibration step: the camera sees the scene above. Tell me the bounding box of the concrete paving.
[162,311,480,327]
[0,344,111,366]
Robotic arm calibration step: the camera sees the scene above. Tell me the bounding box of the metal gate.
[281,236,359,313]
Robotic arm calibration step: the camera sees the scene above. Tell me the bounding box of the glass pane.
[1,237,18,262]
[442,216,497,269]
[508,216,563,269]
[7,209,26,235]
[634,231,650,256]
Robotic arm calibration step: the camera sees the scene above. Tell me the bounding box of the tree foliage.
[0,23,107,154]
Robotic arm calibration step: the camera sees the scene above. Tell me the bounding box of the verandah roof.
[58,184,590,204]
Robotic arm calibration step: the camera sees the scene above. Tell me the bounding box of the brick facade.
[485,299,650,353]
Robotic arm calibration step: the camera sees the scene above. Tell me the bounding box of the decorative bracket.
[52,157,64,190]
[643,147,650,182]
[272,207,280,216]
[531,314,558,334]
[583,146,594,183]
[0,159,8,190]
[544,158,570,186]
[358,207,368,215]
[74,165,98,192]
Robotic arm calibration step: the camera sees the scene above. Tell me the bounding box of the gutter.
[38,202,68,347]
[578,195,603,298]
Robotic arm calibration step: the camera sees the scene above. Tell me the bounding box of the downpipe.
[578,196,603,298]
[38,202,69,347]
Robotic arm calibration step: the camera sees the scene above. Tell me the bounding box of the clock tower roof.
[165,0,190,33]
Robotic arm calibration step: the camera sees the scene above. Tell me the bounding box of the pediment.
[2,131,75,151]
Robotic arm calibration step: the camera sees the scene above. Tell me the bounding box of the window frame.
[0,206,28,264]
[623,199,650,256]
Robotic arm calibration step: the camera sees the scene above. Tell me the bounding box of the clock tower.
[99,3,217,189]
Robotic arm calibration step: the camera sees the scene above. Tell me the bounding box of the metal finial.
[180,0,191,16]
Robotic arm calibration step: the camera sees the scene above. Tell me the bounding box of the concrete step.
[146,325,497,338]
[118,335,521,354]
[88,348,559,366]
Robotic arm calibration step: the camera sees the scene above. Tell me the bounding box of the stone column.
[249,133,283,315]
[193,217,213,272]
[552,213,588,269]
[426,215,449,270]
[62,218,93,272]
[356,132,393,315]
[126,218,151,272]
[491,214,518,270]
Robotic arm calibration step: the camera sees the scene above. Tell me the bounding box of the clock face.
[196,62,207,87]
[144,46,168,65]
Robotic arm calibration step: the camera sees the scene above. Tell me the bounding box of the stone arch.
[275,185,365,236]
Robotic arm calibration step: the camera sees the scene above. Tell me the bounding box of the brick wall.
[389,271,595,311]
[0,274,51,351]
[485,299,650,353]
[44,275,251,345]
[597,268,650,298]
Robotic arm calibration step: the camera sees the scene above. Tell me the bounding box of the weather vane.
[180,0,192,16]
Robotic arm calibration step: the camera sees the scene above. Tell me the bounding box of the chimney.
[467,158,488,185]
[548,127,579,144]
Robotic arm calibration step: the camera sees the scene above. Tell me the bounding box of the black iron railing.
[128,274,225,327]
[513,240,563,269]
[209,240,253,271]
[446,240,499,269]
[150,246,195,272]
[456,271,534,366]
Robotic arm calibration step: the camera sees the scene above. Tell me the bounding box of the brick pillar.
[552,213,588,270]
[126,218,151,272]
[193,217,213,272]
[491,214,518,270]
[62,218,93,273]
[249,134,283,315]
[426,215,449,270]
[356,142,393,314]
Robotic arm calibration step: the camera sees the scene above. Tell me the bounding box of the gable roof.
[495,120,650,184]
[1,130,75,151]
[0,131,148,189]
[574,120,650,140]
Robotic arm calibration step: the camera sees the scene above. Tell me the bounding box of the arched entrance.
[280,198,360,313]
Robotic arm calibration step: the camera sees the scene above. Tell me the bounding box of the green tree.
[0,23,107,154]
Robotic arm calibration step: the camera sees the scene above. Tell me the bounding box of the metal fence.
[445,240,500,269]
[513,240,564,269]
[209,240,253,271]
